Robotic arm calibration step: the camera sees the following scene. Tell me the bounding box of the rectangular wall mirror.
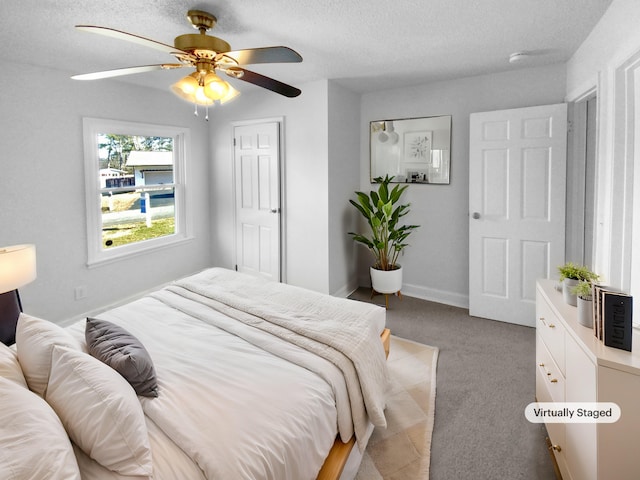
[370,115,452,184]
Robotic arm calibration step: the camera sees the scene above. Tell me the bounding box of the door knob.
[270,208,279,213]
[472,212,481,219]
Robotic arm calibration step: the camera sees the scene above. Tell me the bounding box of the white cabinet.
[536,280,640,480]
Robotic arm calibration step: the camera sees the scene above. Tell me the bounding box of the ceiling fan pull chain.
[194,102,198,116]
[205,106,209,121]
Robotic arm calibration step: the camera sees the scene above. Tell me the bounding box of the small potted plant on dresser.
[557,262,599,306]
[349,175,419,303]
[572,280,595,328]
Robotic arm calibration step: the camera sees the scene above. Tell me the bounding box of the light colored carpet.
[356,336,439,480]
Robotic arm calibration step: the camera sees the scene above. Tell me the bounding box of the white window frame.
[83,117,191,266]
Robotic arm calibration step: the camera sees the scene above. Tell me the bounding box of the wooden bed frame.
[316,327,391,480]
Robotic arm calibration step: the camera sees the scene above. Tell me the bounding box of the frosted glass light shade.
[220,84,240,104]
[0,244,37,294]
[202,73,229,100]
[171,71,239,106]
[171,73,214,106]
[171,73,199,95]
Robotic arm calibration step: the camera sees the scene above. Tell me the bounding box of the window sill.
[86,234,194,268]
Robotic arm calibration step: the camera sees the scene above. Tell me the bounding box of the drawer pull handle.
[539,363,545,367]
[539,317,555,328]
[550,378,558,383]
[552,444,562,452]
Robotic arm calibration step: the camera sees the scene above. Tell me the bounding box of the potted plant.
[557,262,599,306]
[349,175,419,295]
[572,280,595,328]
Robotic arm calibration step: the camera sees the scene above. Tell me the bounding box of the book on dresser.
[592,284,633,351]
[603,292,633,351]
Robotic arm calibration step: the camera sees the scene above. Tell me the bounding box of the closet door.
[234,121,281,281]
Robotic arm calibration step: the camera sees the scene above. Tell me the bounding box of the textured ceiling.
[0,0,613,95]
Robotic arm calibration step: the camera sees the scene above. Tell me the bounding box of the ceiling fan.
[72,9,303,107]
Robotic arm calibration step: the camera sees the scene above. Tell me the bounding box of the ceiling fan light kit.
[171,72,214,106]
[72,9,303,119]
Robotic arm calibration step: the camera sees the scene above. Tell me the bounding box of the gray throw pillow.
[85,318,158,397]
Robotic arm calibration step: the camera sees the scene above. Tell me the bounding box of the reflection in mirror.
[370,115,452,184]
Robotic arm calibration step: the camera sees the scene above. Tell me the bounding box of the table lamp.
[0,244,37,345]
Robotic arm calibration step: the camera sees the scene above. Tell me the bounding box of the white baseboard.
[354,274,469,309]
[332,281,360,299]
[402,282,469,309]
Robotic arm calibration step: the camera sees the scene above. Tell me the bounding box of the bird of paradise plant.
[349,175,419,271]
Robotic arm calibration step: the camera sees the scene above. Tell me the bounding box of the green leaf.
[378,181,389,203]
[382,201,393,219]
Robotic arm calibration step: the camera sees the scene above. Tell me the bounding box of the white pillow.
[45,345,153,476]
[0,376,81,479]
[15,313,83,396]
[0,342,27,388]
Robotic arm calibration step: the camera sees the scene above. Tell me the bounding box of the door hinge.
[233,138,237,146]
[235,264,238,271]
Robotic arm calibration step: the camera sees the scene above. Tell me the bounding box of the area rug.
[356,336,439,480]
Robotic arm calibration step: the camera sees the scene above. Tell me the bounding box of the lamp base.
[0,290,21,346]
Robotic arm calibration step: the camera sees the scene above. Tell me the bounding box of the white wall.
[208,80,333,293]
[208,80,361,295]
[566,0,640,307]
[0,61,212,323]
[328,82,361,296]
[359,64,567,306]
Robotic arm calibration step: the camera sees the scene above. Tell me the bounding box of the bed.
[0,267,389,480]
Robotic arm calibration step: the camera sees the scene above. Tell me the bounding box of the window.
[83,118,190,265]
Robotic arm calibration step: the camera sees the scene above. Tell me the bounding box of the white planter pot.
[370,265,403,294]
[577,296,593,328]
[563,279,579,306]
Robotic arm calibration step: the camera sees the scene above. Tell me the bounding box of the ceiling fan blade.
[219,46,302,66]
[72,64,187,80]
[76,25,188,56]
[227,68,301,98]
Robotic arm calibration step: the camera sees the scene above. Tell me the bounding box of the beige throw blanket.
[153,268,389,449]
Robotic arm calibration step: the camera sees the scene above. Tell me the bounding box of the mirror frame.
[369,115,452,184]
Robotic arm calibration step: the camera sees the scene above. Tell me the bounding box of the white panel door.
[469,104,567,326]
[234,122,281,281]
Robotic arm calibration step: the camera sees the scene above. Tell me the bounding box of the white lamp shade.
[0,244,37,294]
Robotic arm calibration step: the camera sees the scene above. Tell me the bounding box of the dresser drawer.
[536,292,566,375]
[536,333,565,403]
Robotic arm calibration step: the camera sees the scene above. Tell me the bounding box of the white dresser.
[536,280,640,480]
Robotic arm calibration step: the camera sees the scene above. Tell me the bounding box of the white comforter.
[161,268,390,446]
[70,268,388,480]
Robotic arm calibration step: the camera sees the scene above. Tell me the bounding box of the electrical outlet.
[74,286,87,300]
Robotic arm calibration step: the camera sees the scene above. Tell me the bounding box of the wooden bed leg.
[381,328,391,358]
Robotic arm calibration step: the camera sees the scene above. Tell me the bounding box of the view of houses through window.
[98,133,175,249]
